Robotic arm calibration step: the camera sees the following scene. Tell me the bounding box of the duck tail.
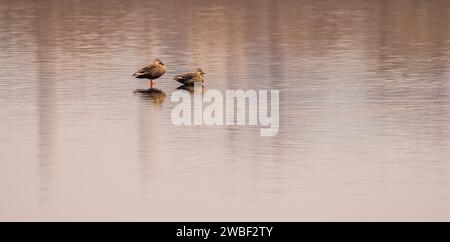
[174,76,185,84]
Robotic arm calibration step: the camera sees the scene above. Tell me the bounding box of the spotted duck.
[133,58,167,88]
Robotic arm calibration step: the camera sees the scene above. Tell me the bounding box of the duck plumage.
[174,68,205,85]
[133,58,167,80]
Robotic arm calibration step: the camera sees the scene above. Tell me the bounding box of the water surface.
[1,0,450,221]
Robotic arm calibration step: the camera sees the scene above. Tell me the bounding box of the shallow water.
[1,0,450,221]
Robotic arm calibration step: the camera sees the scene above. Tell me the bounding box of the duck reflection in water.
[134,88,167,106]
[176,84,205,95]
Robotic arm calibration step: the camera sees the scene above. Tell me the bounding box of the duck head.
[196,68,205,76]
[153,58,165,66]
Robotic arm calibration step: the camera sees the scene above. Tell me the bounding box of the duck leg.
[149,79,154,89]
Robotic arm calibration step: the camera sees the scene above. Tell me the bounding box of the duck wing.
[174,72,196,84]
[133,64,155,78]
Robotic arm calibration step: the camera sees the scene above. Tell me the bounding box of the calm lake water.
[1,0,450,221]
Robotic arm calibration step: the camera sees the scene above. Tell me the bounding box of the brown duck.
[133,58,167,88]
[174,68,205,85]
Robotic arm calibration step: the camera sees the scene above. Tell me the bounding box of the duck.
[133,58,167,88]
[174,68,205,85]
